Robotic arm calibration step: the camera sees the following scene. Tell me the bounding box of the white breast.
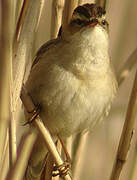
[26,25,117,137]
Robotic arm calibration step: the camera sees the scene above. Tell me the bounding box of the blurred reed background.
[0,0,137,180]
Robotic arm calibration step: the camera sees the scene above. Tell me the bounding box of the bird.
[24,3,118,179]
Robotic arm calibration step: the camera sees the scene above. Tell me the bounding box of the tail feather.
[24,134,48,180]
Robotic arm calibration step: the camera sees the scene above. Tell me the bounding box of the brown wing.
[31,38,61,68]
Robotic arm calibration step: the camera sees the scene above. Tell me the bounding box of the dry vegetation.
[0,0,137,180]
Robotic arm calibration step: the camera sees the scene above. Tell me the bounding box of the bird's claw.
[23,104,41,126]
[52,161,71,177]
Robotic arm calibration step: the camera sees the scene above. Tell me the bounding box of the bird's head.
[63,3,109,36]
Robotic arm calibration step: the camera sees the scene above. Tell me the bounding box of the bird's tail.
[24,134,48,180]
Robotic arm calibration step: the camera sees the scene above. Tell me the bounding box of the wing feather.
[32,38,61,68]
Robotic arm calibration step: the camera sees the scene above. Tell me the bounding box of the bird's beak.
[89,19,98,27]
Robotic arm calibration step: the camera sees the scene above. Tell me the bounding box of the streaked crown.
[70,3,108,30]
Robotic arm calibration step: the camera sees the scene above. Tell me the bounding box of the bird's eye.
[101,20,107,26]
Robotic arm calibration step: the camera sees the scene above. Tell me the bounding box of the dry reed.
[0,0,14,174]
[7,131,37,180]
[51,0,64,38]
[20,85,72,180]
[62,0,78,30]
[0,1,137,180]
[110,69,137,180]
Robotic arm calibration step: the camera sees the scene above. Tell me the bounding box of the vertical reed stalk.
[72,133,88,180]
[51,0,64,38]
[13,0,44,111]
[117,47,137,85]
[0,131,9,180]
[0,0,14,173]
[78,0,83,5]
[7,131,37,180]
[110,69,137,180]
[96,0,107,9]
[8,0,18,169]
[129,141,137,180]
[62,0,79,30]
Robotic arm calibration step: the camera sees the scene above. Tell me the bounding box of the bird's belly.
[40,82,112,138]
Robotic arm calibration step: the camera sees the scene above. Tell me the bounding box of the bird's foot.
[23,104,41,126]
[52,161,71,178]
[58,137,71,163]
